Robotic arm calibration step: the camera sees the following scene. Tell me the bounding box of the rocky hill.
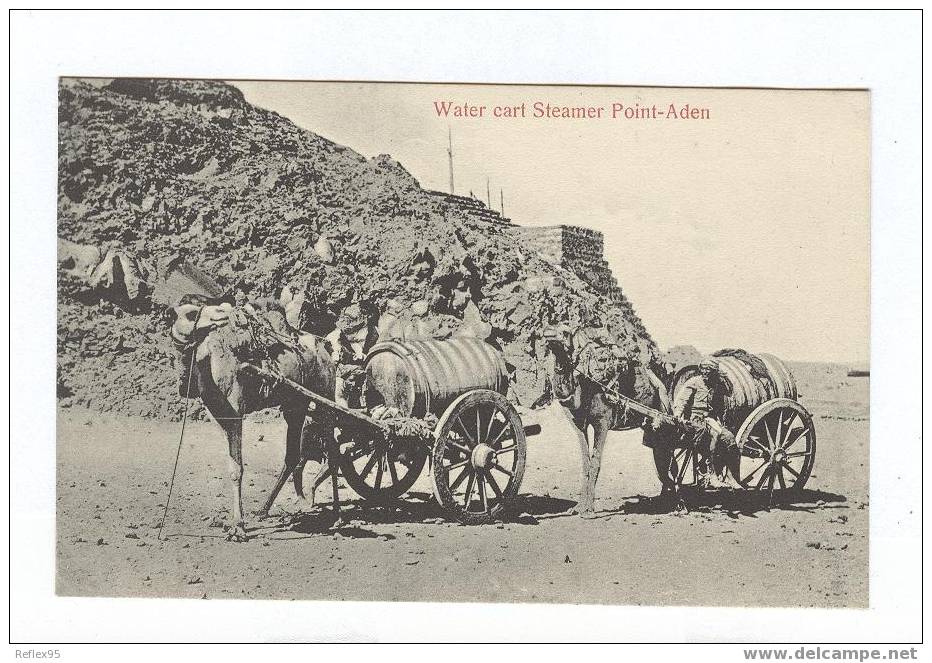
[57,78,658,418]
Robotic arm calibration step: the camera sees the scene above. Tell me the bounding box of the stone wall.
[426,191,652,346]
[508,225,650,340]
[427,190,512,225]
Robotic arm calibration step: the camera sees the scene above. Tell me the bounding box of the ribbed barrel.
[716,351,798,426]
[757,352,798,400]
[715,355,777,425]
[672,350,798,429]
[364,337,508,417]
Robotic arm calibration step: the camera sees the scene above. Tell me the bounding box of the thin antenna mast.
[447,127,454,194]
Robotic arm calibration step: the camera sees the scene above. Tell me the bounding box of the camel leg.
[256,407,305,519]
[293,459,306,499]
[294,416,322,499]
[646,416,678,496]
[719,429,741,487]
[652,444,688,511]
[653,445,688,513]
[294,420,332,508]
[198,352,248,541]
[552,404,590,513]
[567,421,591,514]
[217,415,247,541]
[574,422,592,513]
[308,463,332,509]
[582,422,608,517]
[652,446,678,495]
[328,434,343,528]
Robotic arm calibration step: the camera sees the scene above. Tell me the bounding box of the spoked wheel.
[736,398,816,496]
[339,430,428,503]
[430,390,527,525]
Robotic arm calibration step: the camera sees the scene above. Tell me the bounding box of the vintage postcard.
[56,78,869,608]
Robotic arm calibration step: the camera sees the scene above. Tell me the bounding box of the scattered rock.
[56,78,657,421]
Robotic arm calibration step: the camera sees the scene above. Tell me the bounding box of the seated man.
[326,301,379,408]
[673,358,740,489]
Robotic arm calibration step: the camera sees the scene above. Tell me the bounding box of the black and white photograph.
[10,9,923,648]
[53,76,870,606]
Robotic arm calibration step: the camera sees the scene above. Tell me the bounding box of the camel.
[184,303,339,541]
[542,325,677,516]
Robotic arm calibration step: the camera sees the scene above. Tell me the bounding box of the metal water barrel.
[364,337,508,418]
[715,355,776,422]
[757,352,798,400]
[671,350,797,429]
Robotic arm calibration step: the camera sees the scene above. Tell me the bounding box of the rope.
[573,366,682,428]
[157,307,203,541]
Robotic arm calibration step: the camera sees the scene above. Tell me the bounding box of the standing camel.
[542,325,676,516]
[180,303,339,541]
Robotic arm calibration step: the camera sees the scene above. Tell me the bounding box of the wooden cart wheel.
[430,390,527,525]
[735,398,816,494]
[339,430,428,503]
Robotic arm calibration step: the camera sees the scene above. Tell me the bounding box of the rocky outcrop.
[509,225,650,339]
[57,78,658,417]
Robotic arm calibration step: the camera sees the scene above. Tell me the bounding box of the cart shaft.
[239,363,389,432]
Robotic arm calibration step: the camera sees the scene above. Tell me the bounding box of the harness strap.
[572,367,668,426]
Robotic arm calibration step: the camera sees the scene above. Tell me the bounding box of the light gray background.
[10,9,922,645]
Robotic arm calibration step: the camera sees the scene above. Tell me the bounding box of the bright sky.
[233,81,869,364]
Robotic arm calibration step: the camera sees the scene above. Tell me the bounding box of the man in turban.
[673,358,739,488]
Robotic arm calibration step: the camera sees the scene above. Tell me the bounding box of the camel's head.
[540,324,577,403]
[541,324,574,359]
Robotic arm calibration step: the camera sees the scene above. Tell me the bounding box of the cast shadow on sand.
[586,487,848,520]
[165,489,843,541]
[239,492,578,540]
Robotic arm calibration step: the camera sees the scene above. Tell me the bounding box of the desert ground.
[56,362,868,608]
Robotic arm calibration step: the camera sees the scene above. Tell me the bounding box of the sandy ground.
[56,366,868,607]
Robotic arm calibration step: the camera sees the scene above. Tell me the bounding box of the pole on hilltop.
[447,127,454,194]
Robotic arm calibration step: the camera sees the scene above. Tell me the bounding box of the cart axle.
[471,444,496,470]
